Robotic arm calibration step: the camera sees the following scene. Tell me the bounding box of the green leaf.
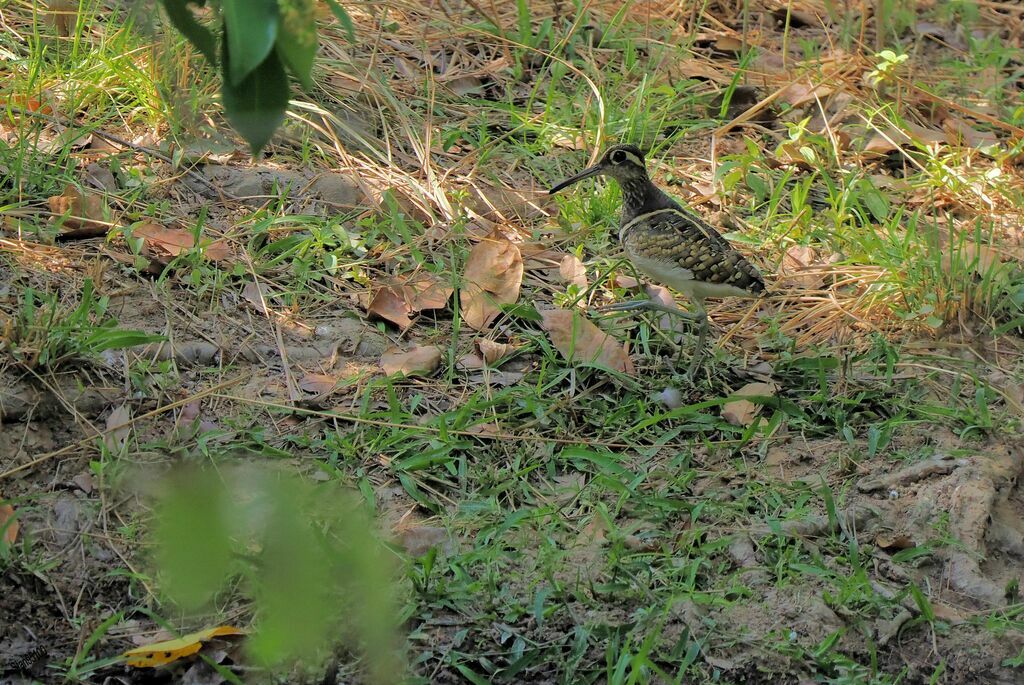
[222,0,279,85]
[154,470,233,609]
[276,0,317,89]
[221,36,290,155]
[859,179,890,222]
[83,329,166,353]
[161,0,217,64]
[323,0,356,42]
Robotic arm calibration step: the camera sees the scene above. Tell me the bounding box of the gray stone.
[312,173,364,207]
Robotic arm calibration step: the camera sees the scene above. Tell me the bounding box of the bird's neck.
[619,176,679,224]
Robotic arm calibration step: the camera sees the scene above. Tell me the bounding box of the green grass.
[2,0,1024,683]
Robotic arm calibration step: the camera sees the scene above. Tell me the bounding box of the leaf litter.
[459,229,523,331]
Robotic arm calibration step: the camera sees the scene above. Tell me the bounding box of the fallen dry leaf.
[0,498,18,547]
[613,274,640,289]
[396,524,450,556]
[460,230,523,330]
[242,281,276,314]
[48,184,107,236]
[540,309,634,375]
[133,223,231,265]
[777,245,823,289]
[875,532,916,551]
[559,254,588,289]
[721,381,777,427]
[123,626,245,668]
[457,352,485,371]
[476,338,519,366]
[367,286,413,329]
[104,404,131,453]
[380,345,442,376]
[864,123,946,154]
[942,117,998,150]
[778,82,833,108]
[644,284,680,332]
[714,35,744,53]
[406,274,453,311]
[366,274,453,329]
[299,373,339,395]
[941,241,1001,278]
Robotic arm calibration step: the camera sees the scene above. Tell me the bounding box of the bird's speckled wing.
[620,207,765,293]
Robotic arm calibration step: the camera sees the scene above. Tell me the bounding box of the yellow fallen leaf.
[540,309,634,375]
[122,626,244,668]
[380,345,442,376]
[721,382,777,427]
[460,230,523,330]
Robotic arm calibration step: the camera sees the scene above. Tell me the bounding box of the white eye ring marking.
[610,150,626,164]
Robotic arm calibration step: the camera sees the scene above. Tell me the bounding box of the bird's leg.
[684,310,709,379]
[596,299,709,378]
[595,299,701,321]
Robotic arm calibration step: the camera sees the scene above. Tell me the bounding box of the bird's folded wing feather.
[621,208,764,291]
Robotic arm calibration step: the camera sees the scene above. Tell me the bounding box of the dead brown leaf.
[941,241,1001,278]
[406,274,453,311]
[864,123,946,154]
[396,522,450,556]
[875,532,916,550]
[380,345,442,376]
[540,309,634,375]
[559,254,588,289]
[366,274,452,329]
[778,245,823,289]
[942,117,998,150]
[104,404,131,453]
[134,223,231,264]
[721,382,777,427]
[715,35,744,53]
[476,338,519,366]
[242,281,275,314]
[299,373,339,395]
[367,286,413,329]
[460,230,523,330]
[0,498,18,547]
[778,82,833,108]
[613,274,640,289]
[48,184,107,236]
[457,353,485,371]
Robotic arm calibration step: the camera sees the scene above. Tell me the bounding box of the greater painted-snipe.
[549,144,766,376]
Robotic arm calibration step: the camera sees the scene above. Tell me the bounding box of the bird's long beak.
[548,163,605,194]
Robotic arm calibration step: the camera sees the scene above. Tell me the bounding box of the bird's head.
[548,144,648,195]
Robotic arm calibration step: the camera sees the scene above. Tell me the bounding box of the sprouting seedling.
[867,50,909,86]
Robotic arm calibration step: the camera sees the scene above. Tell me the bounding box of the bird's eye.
[610,150,626,164]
